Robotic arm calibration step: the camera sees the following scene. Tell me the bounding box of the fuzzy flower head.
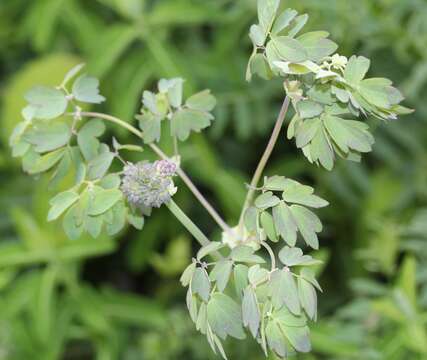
[121,160,177,209]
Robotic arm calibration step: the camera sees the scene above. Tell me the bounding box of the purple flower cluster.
[121,160,177,209]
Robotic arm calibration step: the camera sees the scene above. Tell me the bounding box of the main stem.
[166,200,211,246]
[238,96,291,225]
[77,111,232,235]
[167,201,223,260]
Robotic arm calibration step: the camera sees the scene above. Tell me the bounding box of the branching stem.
[167,200,222,260]
[261,241,276,272]
[166,200,211,246]
[74,111,232,235]
[238,96,291,226]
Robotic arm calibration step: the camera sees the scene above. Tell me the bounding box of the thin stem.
[238,96,291,226]
[173,136,179,157]
[78,111,144,138]
[261,241,276,272]
[167,200,222,260]
[75,111,232,234]
[167,200,210,246]
[149,144,233,235]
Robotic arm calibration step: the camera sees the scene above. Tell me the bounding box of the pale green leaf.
[270,36,308,63]
[344,56,371,85]
[257,0,280,33]
[231,246,265,264]
[269,269,301,315]
[88,188,123,216]
[28,148,65,174]
[87,151,115,180]
[279,246,321,267]
[180,262,196,287]
[295,118,320,148]
[77,119,106,161]
[186,289,198,323]
[191,267,211,302]
[171,109,213,141]
[234,264,249,298]
[282,324,311,353]
[158,78,184,108]
[242,286,260,338]
[300,268,322,292]
[271,9,298,35]
[207,293,246,340]
[273,202,297,246]
[264,176,288,191]
[298,277,317,320]
[260,211,277,242]
[244,206,258,232]
[100,173,121,189]
[266,320,288,357]
[248,264,269,286]
[186,90,217,112]
[137,112,162,143]
[105,202,127,236]
[309,126,334,170]
[249,24,266,46]
[249,54,273,80]
[84,214,103,238]
[282,179,329,208]
[287,14,309,38]
[63,204,83,240]
[24,86,68,119]
[196,302,208,335]
[24,122,71,153]
[61,63,85,87]
[197,242,224,261]
[127,213,144,230]
[255,191,281,209]
[290,205,321,249]
[47,191,80,221]
[298,32,338,62]
[297,100,324,119]
[210,260,233,292]
[359,78,392,109]
[72,74,105,104]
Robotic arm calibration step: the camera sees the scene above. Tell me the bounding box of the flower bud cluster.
[121,160,177,209]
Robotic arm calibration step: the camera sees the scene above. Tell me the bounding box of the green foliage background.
[0,0,427,359]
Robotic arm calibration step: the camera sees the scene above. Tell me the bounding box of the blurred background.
[1,0,427,359]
